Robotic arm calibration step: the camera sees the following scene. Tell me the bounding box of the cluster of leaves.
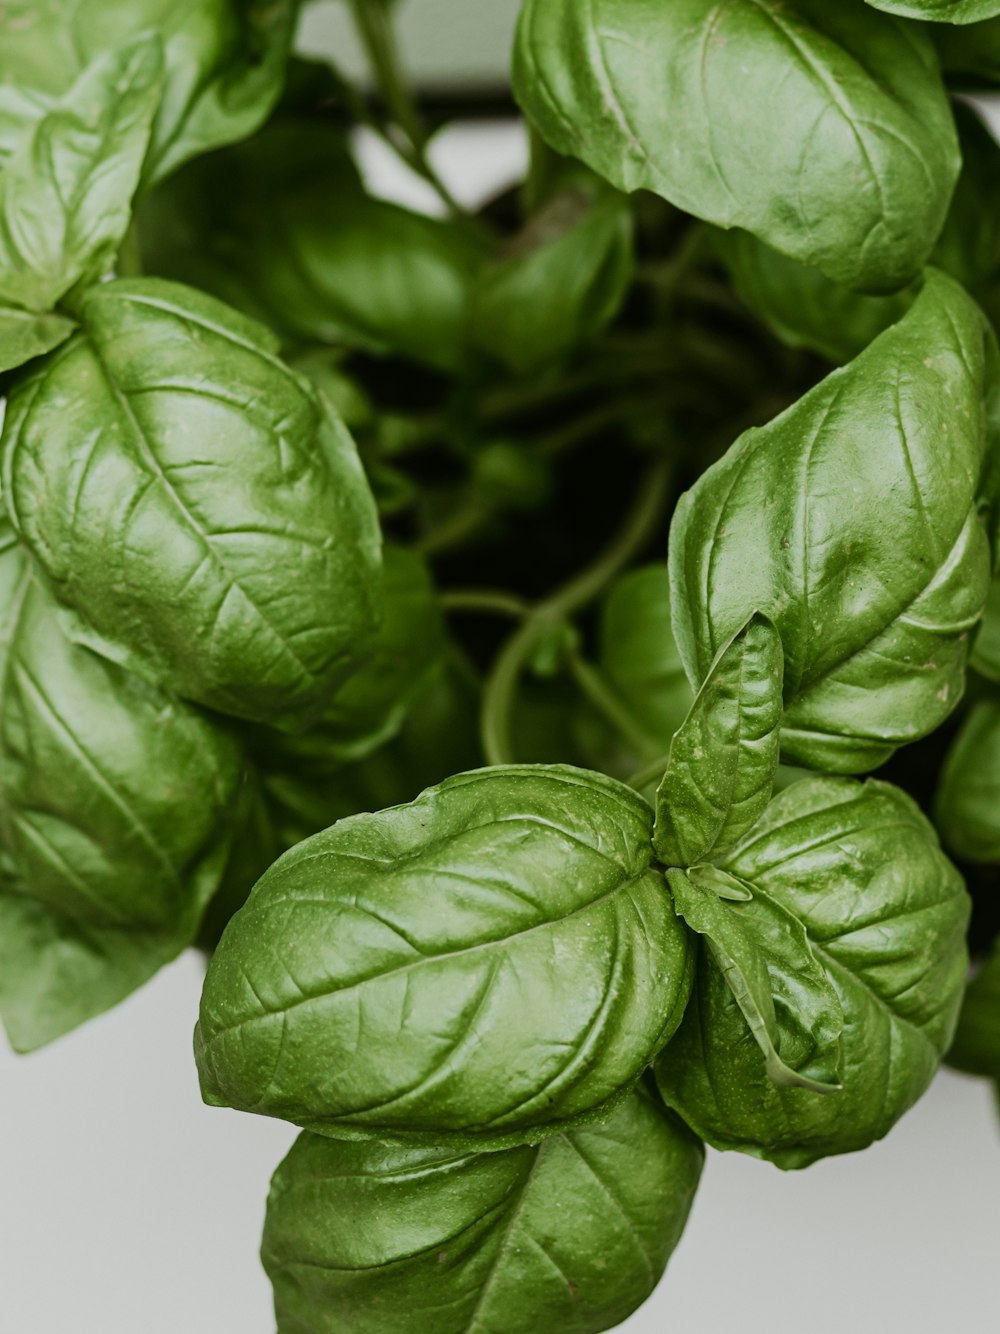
[4,1,1000,1330]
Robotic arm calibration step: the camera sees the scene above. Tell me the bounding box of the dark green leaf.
[666,867,842,1093]
[513,0,959,291]
[656,777,970,1168]
[947,937,1000,1079]
[195,765,693,1147]
[261,1085,704,1334]
[471,181,633,373]
[654,613,783,867]
[934,700,1000,861]
[0,526,242,1051]
[1,278,382,726]
[669,270,994,773]
[0,36,163,312]
[933,15,1000,85]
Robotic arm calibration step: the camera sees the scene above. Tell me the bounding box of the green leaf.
[947,937,1000,1079]
[470,181,633,374]
[933,15,1000,85]
[261,1085,704,1334]
[0,277,382,726]
[934,700,1000,862]
[251,545,445,772]
[665,867,843,1093]
[0,526,242,1051]
[653,613,783,867]
[656,777,970,1168]
[0,308,76,375]
[669,270,994,774]
[0,36,163,313]
[0,0,298,184]
[513,0,959,291]
[866,1,1000,20]
[195,765,693,1147]
[929,104,1000,299]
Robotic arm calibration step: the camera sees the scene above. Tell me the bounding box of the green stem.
[567,654,661,760]
[480,459,673,765]
[415,495,490,556]
[116,221,143,278]
[626,754,672,793]
[441,589,530,620]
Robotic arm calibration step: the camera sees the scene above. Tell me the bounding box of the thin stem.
[116,221,143,278]
[567,654,661,760]
[415,496,489,555]
[441,589,531,620]
[626,754,672,792]
[479,459,673,765]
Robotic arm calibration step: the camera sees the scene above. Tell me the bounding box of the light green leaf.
[654,613,783,867]
[666,867,843,1093]
[669,270,994,773]
[195,765,693,1147]
[934,700,1000,862]
[1,278,382,727]
[0,525,242,1051]
[0,36,163,312]
[0,308,76,375]
[513,0,959,291]
[866,1,1000,21]
[261,1085,703,1334]
[470,181,633,373]
[656,777,970,1168]
[0,0,298,184]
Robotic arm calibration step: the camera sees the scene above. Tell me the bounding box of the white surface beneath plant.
[0,948,995,1334]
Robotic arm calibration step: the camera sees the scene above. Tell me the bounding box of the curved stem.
[441,589,531,620]
[626,754,672,793]
[479,459,673,765]
[567,654,661,760]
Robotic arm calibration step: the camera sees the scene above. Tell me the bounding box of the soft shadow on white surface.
[1,946,996,1334]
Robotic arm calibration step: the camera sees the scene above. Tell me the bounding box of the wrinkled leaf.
[261,1084,704,1334]
[934,700,1000,862]
[0,526,242,1051]
[654,613,783,867]
[0,0,298,184]
[669,271,994,773]
[513,0,959,291]
[0,36,163,312]
[195,765,693,1147]
[656,777,970,1168]
[471,181,632,373]
[1,278,382,726]
[666,867,842,1093]
[0,308,76,375]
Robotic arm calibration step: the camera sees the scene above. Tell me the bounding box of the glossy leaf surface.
[1,278,382,725]
[196,766,693,1146]
[261,1085,704,1334]
[0,527,242,1051]
[866,1,1000,20]
[656,778,970,1168]
[513,0,959,290]
[654,613,783,867]
[0,37,162,312]
[665,867,843,1093]
[669,271,994,773]
[0,0,298,183]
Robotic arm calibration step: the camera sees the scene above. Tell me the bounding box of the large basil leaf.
[665,866,843,1093]
[513,0,959,291]
[0,278,382,726]
[656,778,970,1168]
[934,700,1000,862]
[0,309,76,376]
[0,527,242,1051]
[195,766,693,1146]
[261,1084,704,1334]
[138,117,487,370]
[654,613,783,867]
[867,1,1000,19]
[0,0,298,184]
[669,270,994,774]
[0,37,163,313]
[470,181,632,374]
[251,545,444,774]
[947,937,1000,1079]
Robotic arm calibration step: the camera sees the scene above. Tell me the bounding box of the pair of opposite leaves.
[0,2,297,371]
[513,0,1000,294]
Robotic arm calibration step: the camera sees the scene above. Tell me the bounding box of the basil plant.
[2,0,1000,1329]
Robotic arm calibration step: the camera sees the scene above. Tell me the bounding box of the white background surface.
[3,6,1000,1332]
